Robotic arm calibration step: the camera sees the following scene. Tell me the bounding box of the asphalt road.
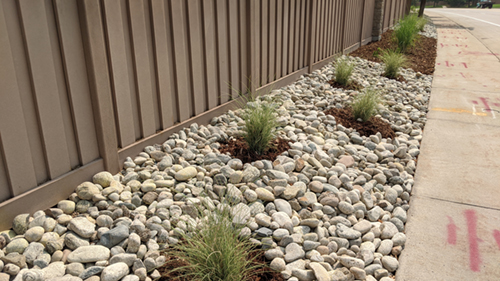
[425,8,500,59]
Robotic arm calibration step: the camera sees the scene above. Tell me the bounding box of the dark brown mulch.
[219,137,290,164]
[158,247,285,281]
[327,79,363,91]
[349,30,437,75]
[324,107,396,140]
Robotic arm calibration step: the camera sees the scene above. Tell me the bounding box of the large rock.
[25,227,45,243]
[99,225,129,248]
[57,200,76,214]
[174,167,197,181]
[22,269,45,281]
[101,262,129,281]
[75,182,100,200]
[5,238,29,254]
[67,246,110,263]
[42,262,65,280]
[64,232,90,250]
[67,217,95,238]
[79,266,105,280]
[23,242,44,265]
[309,262,330,281]
[1,253,27,268]
[255,188,275,201]
[93,172,114,188]
[12,214,30,235]
[284,243,305,263]
[241,166,260,183]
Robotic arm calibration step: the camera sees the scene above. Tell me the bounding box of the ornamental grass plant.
[240,102,278,155]
[167,201,261,281]
[393,14,420,52]
[416,16,427,32]
[334,57,355,86]
[380,49,408,79]
[351,88,382,122]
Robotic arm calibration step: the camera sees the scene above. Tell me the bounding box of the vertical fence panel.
[215,0,230,103]
[299,0,307,69]
[292,0,300,71]
[44,0,80,171]
[150,0,174,129]
[201,0,218,109]
[187,0,207,114]
[324,0,331,59]
[0,140,11,202]
[2,0,48,184]
[260,0,269,85]
[240,0,250,93]
[313,0,320,62]
[287,0,295,74]
[275,0,283,79]
[228,0,240,99]
[18,0,71,179]
[102,0,136,147]
[268,0,276,82]
[170,0,192,121]
[128,0,156,138]
[282,0,289,77]
[54,0,100,165]
[390,0,396,26]
[332,0,339,54]
[318,0,325,60]
[362,0,375,44]
[141,1,161,132]
[0,3,38,197]
[383,0,390,30]
[325,0,333,57]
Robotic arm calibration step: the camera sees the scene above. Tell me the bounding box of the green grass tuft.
[168,201,261,281]
[380,49,408,79]
[241,102,278,155]
[416,16,427,32]
[335,57,355,86]
[351,88,382,122]
[393,14,420,52]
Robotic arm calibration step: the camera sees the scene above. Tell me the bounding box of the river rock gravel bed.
[0,34,434,281]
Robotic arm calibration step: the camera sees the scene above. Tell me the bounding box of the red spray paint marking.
[464,210,481,272]
[478,97,491,111]
[447,216,457,245]
[493,230,500,250]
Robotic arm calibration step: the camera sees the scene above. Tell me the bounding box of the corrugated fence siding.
[0,0,408,230]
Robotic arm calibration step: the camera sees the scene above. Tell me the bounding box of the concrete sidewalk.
[396,11,500,281]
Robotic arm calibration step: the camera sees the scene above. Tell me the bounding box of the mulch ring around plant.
[219,137,291,163]
[324,107,396,140]
[327,79,363,91]
[158,247,285,281]
[349,29,437,75]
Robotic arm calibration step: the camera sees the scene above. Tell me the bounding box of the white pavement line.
[435,11,500,28]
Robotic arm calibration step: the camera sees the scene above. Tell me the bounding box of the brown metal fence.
[0,0,408,230]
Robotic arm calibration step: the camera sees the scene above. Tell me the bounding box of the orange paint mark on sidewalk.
[431,107,488,116]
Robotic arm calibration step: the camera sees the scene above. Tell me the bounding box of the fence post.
[77,0,120,173]
[371,0,385,42]
[307,0,317,73]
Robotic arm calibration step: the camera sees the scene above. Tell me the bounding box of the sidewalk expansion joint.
[416,195,500,212]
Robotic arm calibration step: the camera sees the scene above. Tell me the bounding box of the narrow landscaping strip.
[0,17,437,281]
